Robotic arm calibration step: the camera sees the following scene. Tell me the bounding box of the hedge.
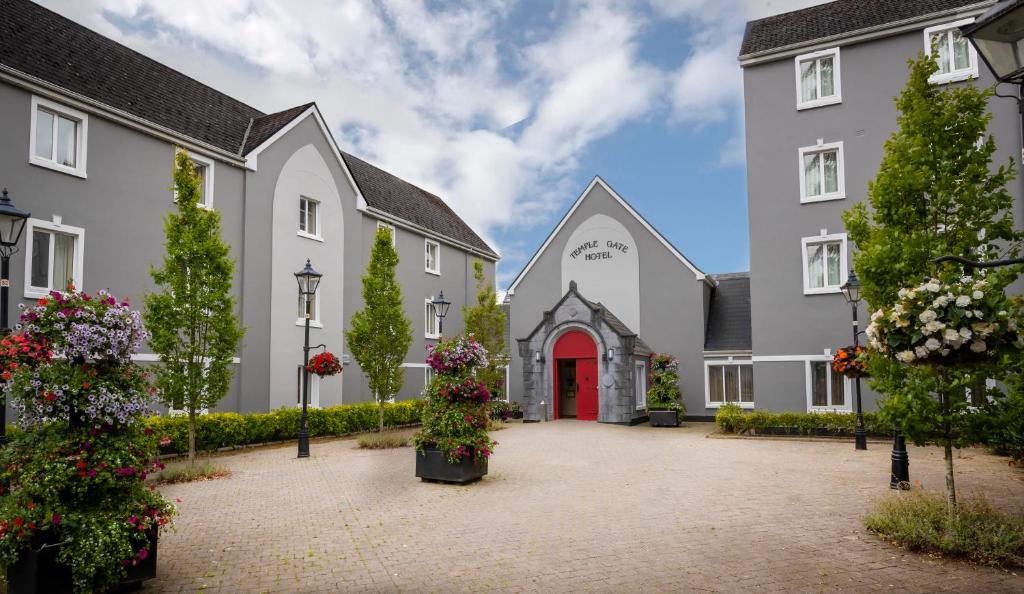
[146,400,423,456]
[714,403,891,437]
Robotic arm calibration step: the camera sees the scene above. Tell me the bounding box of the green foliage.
[356,432,410,449]
[346,227,413,431]
[864,490,1024,567]
[146,400,423,456]
[647,354,684,416]
[985,361,1024,463]
[144,151,244,466]
[155,461,229,484]
[462,260,509,400]
[714,403,889,436]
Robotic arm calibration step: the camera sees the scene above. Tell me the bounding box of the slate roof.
[341,152,498,258]
[704,273,752,352]
[740,0,986,57]
[0,0,495,259]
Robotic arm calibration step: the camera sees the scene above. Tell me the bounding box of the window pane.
[819,57,834,97]
[708,366,724,402]
[952,29,970,71]
[969,377,987,407]
[740,365,754,403]
[933,32,951,73]
[426,302,436,335]
[193,163,207,205]
[426,243,436,270]
[299,199,307,232]
[806,243,824,288]
[298,292,315,319]
[52,233,75,290]
[826,242,842,286]
[804,153,821,197]
[823,151,838,194]
[724,366,739,403]
[31,230,51,288]
[35,109,54,159]
[308,201,317,235]
[56,116,76,167]
[831,369,845,407]
[800,60,817,102]
[812,362,828,407]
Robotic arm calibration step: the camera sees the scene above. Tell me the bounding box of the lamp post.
[295,259,322,459]
[431,291,451,337]
[0,188,30,447]
[840,271,868,451]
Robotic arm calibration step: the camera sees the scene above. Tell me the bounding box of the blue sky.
[45,0,827,287]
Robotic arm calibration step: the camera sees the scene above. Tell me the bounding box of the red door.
[576,358,598,421]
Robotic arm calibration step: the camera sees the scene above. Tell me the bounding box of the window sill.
[29,156,87,179]
[706,402,755,409]
[25,286,56,299]
[425,268,440,276]
[297,230,324,242]
[800,193,845,204]
[808,407,853,413]
[804,287,842,296]
[295,318,324,328]
[929,71,978,85]
[425,333,440,340]
[796,96,842,111]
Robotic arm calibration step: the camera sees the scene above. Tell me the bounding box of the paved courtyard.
[147,421,1024,593]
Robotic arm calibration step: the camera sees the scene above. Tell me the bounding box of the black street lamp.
[0,188,30,447]
[431,291,451,337]
[840,270,868,451]
[295,259,322,459]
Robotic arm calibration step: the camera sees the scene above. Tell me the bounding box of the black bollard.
[890,431,910,489]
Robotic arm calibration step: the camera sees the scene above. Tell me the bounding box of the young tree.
[844,54,1021,508]
[462,260,509,399]
[145,151,244,468]
[346,227,413,432]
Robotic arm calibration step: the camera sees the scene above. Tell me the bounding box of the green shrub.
[987,389,1024,464]
[147,400,423,456]
[864,490,1024,567]
[356,432,409,449]
[714,404,889,437]
[156,461,230,484]
[714,403,745,433]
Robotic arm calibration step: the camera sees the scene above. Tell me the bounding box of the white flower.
[973,310,984,319]
[914,346,930,359]
[871,309,884,322]
[898,288,908,299]
[897,318,910,328]
[964,310,974,318]
[955,295,971,307]
[932,295,950,308]
[959,327,972,340]
[919,310,938,323]
[925,281,942,293]
[897,350,916,363]
[972,290,984,300]
[940,348,951,356]
[923,320,944,335]
[969,340,987,353]
[894,304,906,315]
[906,290,917,299]
[925,338,942,351]
[943,328,963,346]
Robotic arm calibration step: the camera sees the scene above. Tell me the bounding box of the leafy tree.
[462,260,509,399]
[346,227,413,432]
[144,151,244,468]
[844,54,1021,508]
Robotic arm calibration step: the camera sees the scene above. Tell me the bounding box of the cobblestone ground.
[146,421,1024,593]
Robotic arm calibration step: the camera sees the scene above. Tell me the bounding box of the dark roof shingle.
[242,103,315,155]
[740,0,985,57]
[704,273,751,351]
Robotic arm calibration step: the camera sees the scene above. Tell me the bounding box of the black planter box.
[415,446,487,484]
[7,528,158,594]
[649,410,679,427]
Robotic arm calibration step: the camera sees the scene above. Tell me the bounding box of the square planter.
[649,410,679,427]
[415,446,487,484]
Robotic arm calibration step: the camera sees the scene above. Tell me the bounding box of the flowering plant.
[0,332,51,382]
[865,276,1024,367]
[425,334,488,375]
[647,353,685,414]
[832,345,869,378]
[307,351,342,377]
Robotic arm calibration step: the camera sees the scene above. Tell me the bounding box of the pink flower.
[51,514,61,525]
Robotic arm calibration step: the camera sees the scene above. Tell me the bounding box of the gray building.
[0,0,498,413]
[740,0,1022,413]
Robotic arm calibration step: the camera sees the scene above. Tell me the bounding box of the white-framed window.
[25,217,84,298]
[425,239,440,275]
[29,96,88,178]
[634,361,647,410]
[961,375,994,408]
[924,19,979,85]
[798,141,845,203]
[795,47,841,110]
[298,196,322,241]
[806,358,850,411]
[297,288,322,328]
[424,298,440,339]
[424,367,436,391]
[705,360,754,408]
[172,150,215,209]
[802,232,847,295]
[296,365,320,408]
[376,221,396,246]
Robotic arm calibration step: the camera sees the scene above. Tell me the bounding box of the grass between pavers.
[356,431,410,449]
[154,460,231,485]
[864,489,1024,568]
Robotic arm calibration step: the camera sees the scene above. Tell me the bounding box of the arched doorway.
[553,331,598,420]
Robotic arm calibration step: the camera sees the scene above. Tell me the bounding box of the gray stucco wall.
[743,23,1024,412]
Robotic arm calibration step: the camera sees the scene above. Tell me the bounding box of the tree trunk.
[378,393,384,433]
[940,389,957,512]
[188,408,197,470]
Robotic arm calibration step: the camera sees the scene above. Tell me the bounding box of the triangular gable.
[507,176,709,294]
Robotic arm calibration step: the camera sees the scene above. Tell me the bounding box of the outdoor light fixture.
[840,270,868,451]
[0,188,29,447]
[294,259,323,459]
[962,0,1024,84]
[605,347,615,362]
[432,291,452,336]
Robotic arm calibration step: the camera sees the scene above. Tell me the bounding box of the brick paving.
[146,421,1024,593]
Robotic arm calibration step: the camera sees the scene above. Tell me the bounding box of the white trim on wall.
[801,231,848,295]
[924,18,979,85]
[24,217,85,298]
[794,47,842,110]
[798,140,845,203]
[424,238,440,275]
[131,353,241,364]
[29,95,88,178]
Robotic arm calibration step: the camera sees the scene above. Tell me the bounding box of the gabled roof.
[507,176,708,293]
[242,103,316,155]
[740,0,989,59]
[704,273,751,352]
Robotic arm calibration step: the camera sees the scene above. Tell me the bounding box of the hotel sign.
[568,240,631,262]
[561,213,640,332]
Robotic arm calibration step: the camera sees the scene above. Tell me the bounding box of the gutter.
[364,206,500,262]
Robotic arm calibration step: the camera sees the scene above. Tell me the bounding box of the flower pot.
[648,410,679,427]
[415,446,487,484]
[7,528,158,594]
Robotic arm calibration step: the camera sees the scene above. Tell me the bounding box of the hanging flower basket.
[307,352,342,377]
[832,345,869,379]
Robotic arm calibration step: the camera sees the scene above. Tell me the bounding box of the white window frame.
[805,357,852,412]
[704,358,754,409]
[424,238,440,275]
[24,217,85,299]
[634,360,647,410]
[296,288,322,328]
[29,96,88,179]
[801,232,848,295]
[798,140,845,203]
[172,149,215,210]
[924,19,979,85]
[424,298,440,339]
[794,47,842,110]
[297,196,323,242]
[423,367,436,392]
[376,221,397,246]
[297,365,320,409]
